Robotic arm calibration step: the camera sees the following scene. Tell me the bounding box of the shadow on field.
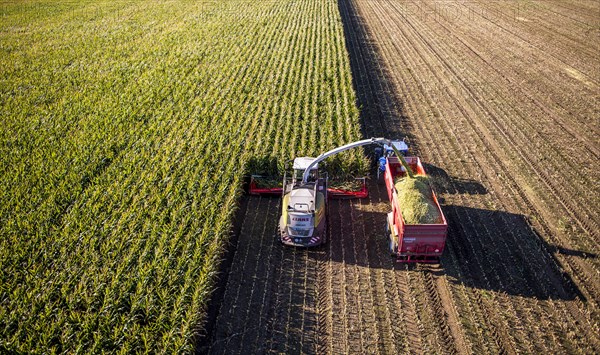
[321,189,589,301]
[336,0,421,153]
[438,205,590,301]
[423,162,488,195]
[196,196,250,354]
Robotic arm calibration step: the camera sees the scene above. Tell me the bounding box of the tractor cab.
[376,140,409,178]
[383,141,409,157]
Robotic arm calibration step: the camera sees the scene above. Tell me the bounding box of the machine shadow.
[313,192,587,301]
[423,162,488,195]
[245,155,281,177]
[438,205,588,301]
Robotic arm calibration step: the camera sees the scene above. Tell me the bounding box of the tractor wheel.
[389,238,398,257]
[386,222,397,256]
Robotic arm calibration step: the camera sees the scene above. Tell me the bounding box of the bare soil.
[199,0,599,353]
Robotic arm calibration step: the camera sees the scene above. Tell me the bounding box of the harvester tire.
[320,221,328,246]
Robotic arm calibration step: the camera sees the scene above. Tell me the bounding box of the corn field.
[0,0,366,352]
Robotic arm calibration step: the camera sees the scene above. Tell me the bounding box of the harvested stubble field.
[1,0,599,354]
[203,0,600,354]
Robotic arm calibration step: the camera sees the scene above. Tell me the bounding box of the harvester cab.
[291,157,320,185]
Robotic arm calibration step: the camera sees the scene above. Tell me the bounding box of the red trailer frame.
[384,157,447,263]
